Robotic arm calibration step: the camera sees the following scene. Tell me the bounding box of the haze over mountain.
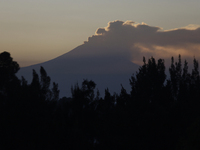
[17,20,200,97]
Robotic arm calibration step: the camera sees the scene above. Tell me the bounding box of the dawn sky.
[1,0,200,67]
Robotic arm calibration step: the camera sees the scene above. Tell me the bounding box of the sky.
[1,0,200,67]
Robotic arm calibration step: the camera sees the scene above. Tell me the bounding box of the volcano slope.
[18,42,139,97]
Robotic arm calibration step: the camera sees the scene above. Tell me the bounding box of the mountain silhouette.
[17,42,139,97]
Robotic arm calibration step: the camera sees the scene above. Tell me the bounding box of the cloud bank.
[84,20,200,65]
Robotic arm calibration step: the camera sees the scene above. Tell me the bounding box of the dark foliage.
[1,51,200,149]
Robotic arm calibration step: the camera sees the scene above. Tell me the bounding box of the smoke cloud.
[84,20,200,65]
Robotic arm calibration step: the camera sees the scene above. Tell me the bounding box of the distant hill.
[17,43,139,97]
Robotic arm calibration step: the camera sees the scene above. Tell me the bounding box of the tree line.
[1,51,200,149]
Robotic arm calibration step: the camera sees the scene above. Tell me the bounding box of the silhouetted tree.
[51,82,60,101]
[178,60,190,103]
[0,51,20,103]
[40,66,51,101]
[117,85,129,106]
[71,79,96,103]
[190,58,200,104]
[169,55,182,101]
[2,51,200,149]
[0,51,20,81]
[104,88,116,110]
[130,57,166,104]
[82,79,96,102]
[30,69,42,104]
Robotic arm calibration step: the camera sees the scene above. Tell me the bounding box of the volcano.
[17,42,139,97]
[17,20,141,97]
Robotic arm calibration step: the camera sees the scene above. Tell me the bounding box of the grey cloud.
[96,28,106,35]
[85,20,200,65]
[107,20,124,30]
